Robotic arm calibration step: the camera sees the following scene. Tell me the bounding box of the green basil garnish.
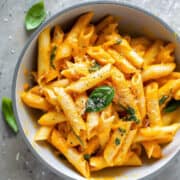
[89,61,101,73]
[126,106,135,115]
[25,1,46,30]
[115,39,122,45]
[115,138,121,145]
[85,86,114,112]
[84,154,91,161]
[50,46,57,69]
[2,97,18,133]
[164,99,180,113]
[159,95,168,105]
[118,128,126,134]
[118,104,140,124]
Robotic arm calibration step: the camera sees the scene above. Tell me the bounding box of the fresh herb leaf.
[118,128,126,134]
[84,154,91,161]
[159,95,168,105]
[127,114,140,123]
[115,39,122,45]
[25,1,46,30]
[50,46,57,69]
[115,138,121,145]
[164,99,180,113]
[2,97,18,133]
[164,105,177,113]
[119,105,140,124]
[126,106,135,115]
[85,86,115,112]
[89,61,101,73]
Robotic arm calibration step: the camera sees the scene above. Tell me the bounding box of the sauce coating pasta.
[21,12,180,178]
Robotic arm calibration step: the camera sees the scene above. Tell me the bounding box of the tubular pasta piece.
[143,40,163,66]
[66,64,112,93]
[38,111,66,126]
[131,73,146,120]
[21,92,51,111]
[142,63,176,82]
[35,126,53,141]
[53,87,86,135]
[145,82,162,126]
[134,124,180,144]
[142,141,162,159]
[51,129,90,177]
[87,46,115,64]
[174,89,180,100]
[114,39,143,68]
[108,49,137,74]
[87,112,99,140]
[96,15,116,34]
[37,27,51,80]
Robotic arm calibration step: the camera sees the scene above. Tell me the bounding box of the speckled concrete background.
[0,0,180,180]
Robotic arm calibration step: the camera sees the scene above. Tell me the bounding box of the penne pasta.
[90,151,142,171]
[96,15,116,34]
[143,40,163,66]
[35,126,53,141]
[134,124,180,143]
[38,111,66,126]
[174,89,180,100]
[142,141,162,159]
[108,49,137,74]
[52,25,64,45]
[21,12,180,178]
[37,27,51,80]
[86,112,99,140]
[114,39,144,68]
[114,130,137,165]
[66,64,112,93]
[54,87,86,135]
[111,67,141,125]
[87,46,115,64]
[142,63,176,82]
[158,79,180,101]
[145,82,162,126]
[131,73,146,120]
[51,129,90,177]
[21,91,51,111]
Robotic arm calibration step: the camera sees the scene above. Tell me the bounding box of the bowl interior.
[14,2,180,180]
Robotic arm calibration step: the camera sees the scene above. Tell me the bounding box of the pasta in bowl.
[13,2,180,180]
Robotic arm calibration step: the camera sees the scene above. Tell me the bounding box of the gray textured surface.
[0,0,180,179]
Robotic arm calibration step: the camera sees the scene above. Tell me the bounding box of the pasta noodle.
[21,12,180,178]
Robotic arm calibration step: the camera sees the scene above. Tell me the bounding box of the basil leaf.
[85,86,114,112]
[25,1,46,30]
[115,39,122,45]
[164,99,180,113]
[50,46,57,69]
[119,105,140,124]
[115,138,121,145]
[118,128,126,134]
[126,106,135,115]
[159,95,168,105]
[84,154,91,161]
[2,97,18,133]
[89,61,101,73]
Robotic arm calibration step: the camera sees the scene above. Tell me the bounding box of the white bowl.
[12,1,180,180]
